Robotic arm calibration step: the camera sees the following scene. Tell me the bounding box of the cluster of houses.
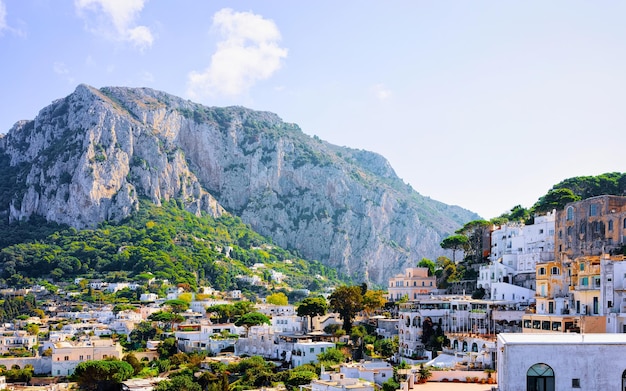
[2,195,626,391]
[388,195,626,390]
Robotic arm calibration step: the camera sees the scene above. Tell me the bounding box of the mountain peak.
[0,85,479,284]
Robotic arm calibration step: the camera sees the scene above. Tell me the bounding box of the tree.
[266,292,288,305]
[123,353,143,375]
[157,337,178,359]
[74,360,134,391]
[317,347,347,365]
[155,374,201,391]
[149,311,184,331]
[329,285,363,333]
[440,235,469,263]
[297,296,328,331]
[363,290,387,314]
[533,188,581,214]
[164,299,190,313]
[455,220,492,264]
[234,312,270,336]
[284,370,317,390]
[417,258,436,276]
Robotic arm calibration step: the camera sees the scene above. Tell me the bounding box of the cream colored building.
[51,338,123,376]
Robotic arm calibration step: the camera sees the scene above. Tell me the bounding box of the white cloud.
[187,8,288,99]
[53,62,75,84]
[0,1,7,33]
[0,0,24,37]
[371,83,392,101]
[75,0,153,50]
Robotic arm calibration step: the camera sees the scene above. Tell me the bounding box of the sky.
[0,1,625,220]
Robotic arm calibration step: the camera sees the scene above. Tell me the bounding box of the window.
[532,320,541,329]
[580,263,585,271]
[310,348,314,353]
[539,268,546,275]
[524,319,531,328]
[64,356,69,361]
[581,277,588,286]
[79,355,83,360]
[551,267,559,275]
[567,207,574,221]
[572,378,581,388]
[589,204,597,216]
[542,321,550,330]
[567,226,572,236]
[609,220,614,231]
[551,322,561,331]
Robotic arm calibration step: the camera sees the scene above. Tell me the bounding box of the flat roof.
[498,333,626,345]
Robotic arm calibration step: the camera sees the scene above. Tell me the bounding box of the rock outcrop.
[0,85,480,284]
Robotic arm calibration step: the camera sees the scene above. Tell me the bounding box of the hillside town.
[0,195,624,390]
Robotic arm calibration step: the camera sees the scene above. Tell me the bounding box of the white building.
[272,315,303,333]
[337,361,393,385]
[140,293,159,302]
[488,212,556,291]
[497,333,626,390]
[291,341,335,367]
[309,371,375,391]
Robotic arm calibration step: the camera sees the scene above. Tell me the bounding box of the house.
[51,338,123,376]
[0,330,38,353]
[387,267,437,301]
[497,332,626,390]
[337,361,393,385]
[305,371,375,391]
[174,321,238,354]
[291,340,335,367]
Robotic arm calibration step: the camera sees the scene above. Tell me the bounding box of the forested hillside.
[0,199,339,295]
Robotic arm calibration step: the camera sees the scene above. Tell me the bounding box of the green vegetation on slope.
[0,199,339,292]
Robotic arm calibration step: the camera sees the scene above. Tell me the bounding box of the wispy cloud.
[371,83,392,101]
[0,0,25,37]
[53,61,76,84]
[74,0,153,50]
[0,1,7,34]
[187,8,288,100]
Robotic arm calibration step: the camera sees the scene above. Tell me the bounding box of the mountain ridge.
[0,84,480,284]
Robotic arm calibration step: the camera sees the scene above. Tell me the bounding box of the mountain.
[0,84,479,285]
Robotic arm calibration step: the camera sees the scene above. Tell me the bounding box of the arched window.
[527,363,554,391]
[462,341,468,352]
[471,342,478,352]
[566,207,574,221]
[453,340,458,350]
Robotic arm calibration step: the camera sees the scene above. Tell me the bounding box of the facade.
[555,195,626,259]
[397,298,502,359]
[174,321,238,354]
[51,338,123,376]
[337,361,393,385]
[0,330,37,354]
[387,267,437,301]
[481,212,556,296]
[497,332,626,390]
[291,341,335,367]
[307,371,375,391]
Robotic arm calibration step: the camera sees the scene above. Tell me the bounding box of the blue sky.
[1,1,624,219]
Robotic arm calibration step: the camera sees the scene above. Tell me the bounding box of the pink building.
[388,267,436,301]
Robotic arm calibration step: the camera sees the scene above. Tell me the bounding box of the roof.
[498,332,626,345]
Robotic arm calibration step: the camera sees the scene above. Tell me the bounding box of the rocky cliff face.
[0,85,479,284]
